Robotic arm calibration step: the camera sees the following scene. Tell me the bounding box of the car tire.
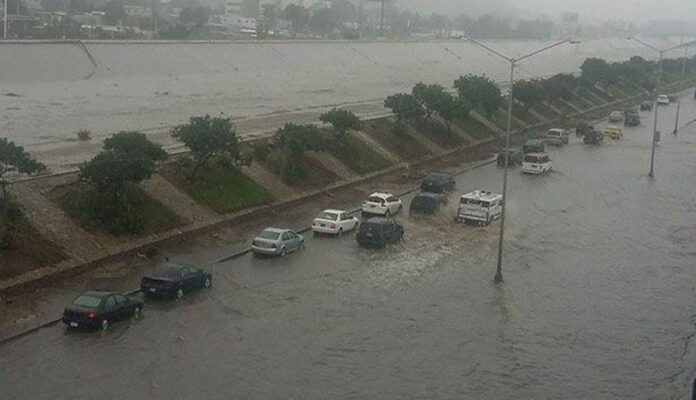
[204,277,212,289]
[337,228,343,236]
[280,247,287,257]
[100,318,109,331]
[397,205,403,214]
[385,210,390,218]
[299,241,305,250]
[176,287,184,300]
[133,306,142,319]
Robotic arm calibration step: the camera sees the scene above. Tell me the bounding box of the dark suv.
[420,172,455,193]
[356,218,404,248]
[409,192,447,215]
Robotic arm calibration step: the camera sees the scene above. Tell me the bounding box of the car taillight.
[87,311,97,319]
[329,223,336,229]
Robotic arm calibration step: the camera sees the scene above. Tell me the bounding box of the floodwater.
[0,38,669,169]
[1,95,695,399]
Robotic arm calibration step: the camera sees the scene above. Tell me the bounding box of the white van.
[456,191,503,226]
[521,153,552,175]
[657,95,670,105]
[543,128,569,145]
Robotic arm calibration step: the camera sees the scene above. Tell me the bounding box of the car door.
[187,267,203,289]
[386,196,398,213]
[103,295,119,321]
[183,267,199,290]
[114,294,131,319]
[283,232,296,251]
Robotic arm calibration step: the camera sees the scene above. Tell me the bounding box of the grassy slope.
[453,115,497,140]
[164,160,274,214]
[321,133,393,175]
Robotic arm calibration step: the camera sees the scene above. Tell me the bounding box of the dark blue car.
[140,264,212,300]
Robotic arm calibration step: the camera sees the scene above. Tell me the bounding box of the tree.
[104,131,169,162]
[172,115,240,180]
[384,93,424,121]
[319,108,361,137]
[103,0,127,26]
[412,82,448,120]
[581,58,618,86]
[283,3,310,34]
[454,74,502,117]
[259,4,278,36]
[309,7,340,37]
[513,79,545,106]
[179,6,210,27]
[431,93,466,133]
[0,138,45,245]
[274,123,323,182]
[542,73,578,101]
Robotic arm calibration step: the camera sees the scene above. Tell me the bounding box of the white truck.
[456,191,503,226]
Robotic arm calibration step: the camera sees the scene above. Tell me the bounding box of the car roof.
[525,152,548,157]
[425,172,452,178]
[415,192,443,199]
[368,192,393,199]
[320,209,345,214]
[80,291,115,298]
[525,139,543,145]
[547,128,565,132]
[263,227,288,233]
[461,190,502,201]
[363,217,395,224]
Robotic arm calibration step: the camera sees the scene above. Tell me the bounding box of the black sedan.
[62,291,143,331]
[140,263,212,299]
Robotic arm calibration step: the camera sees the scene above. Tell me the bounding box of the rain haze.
[1,0,696,399]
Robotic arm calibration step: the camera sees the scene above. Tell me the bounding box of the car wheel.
[299,241,305,250]
[133,306,142,319]
[398,205,403,214]
[385,210,390,217]
[337,227,343,236]
[100,318,109,331]
[176,287,184,300]
[280,247,287,257]
[204,277,212,289]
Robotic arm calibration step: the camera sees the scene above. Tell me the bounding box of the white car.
[521,153,552,175]
[362,192,403,217]
[312,209,359,236]
[657,95,670,105]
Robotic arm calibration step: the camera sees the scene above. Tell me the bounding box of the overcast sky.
[397,0,696,22]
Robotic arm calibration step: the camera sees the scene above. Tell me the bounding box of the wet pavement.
[2,96,696,399]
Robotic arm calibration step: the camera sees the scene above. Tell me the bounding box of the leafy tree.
[103,0,127,25]
[454,74,502,117]
[274,123,323,182]
[384,93,424,121]
[309,7,340,37]
[0,138,45,245]
[581,58,618,86]
[512,79,545,106]
[542,73,578,101]
[431,93,466,133]
[319,108,361,137]
[172,115,240,180]
[179,6,210,27]
[104,131,168,162]
[283,3,310,34]
[412,82,448,120]
[259,4,278,36]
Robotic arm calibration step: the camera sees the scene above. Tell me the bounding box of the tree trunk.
[188,154,211,180]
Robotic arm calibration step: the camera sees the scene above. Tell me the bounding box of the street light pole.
[627,37,696,177]
[673,45,689,135]
[3,0,8,40]
[462,37,577,283]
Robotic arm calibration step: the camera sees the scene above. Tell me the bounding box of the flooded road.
[2,98,696,399]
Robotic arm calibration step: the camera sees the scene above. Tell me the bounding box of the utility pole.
[4,0,8,40]
[379,0,384,37]
[673,43,688,135]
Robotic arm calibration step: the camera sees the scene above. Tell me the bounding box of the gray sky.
[397,0,696,22]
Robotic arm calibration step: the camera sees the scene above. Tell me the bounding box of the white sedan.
[311,209,359,236]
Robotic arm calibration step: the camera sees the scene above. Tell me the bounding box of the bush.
[252,142,272,162]
[77,129,92,141]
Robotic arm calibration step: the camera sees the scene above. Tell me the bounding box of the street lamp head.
[569,40,582,44]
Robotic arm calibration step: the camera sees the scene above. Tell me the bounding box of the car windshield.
[317,212,338,221]
[258,230,281,240]
[412,196,436,207]
[367,196,385,203]
[72,295,102,308]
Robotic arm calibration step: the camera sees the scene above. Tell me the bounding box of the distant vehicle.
[362,192,403,217]
[542,128,569,145]
[608,111,624,123]
[356,217,404,248]
[624,110,640,127]
[497,147,523,166]
[62,291,143,331]
[603,125,623,140]
[456,190,503,226]
[140,264,212,299]
[576,121,593,137]
[251,228,305,257]
[311,209,359,236]
[668,94,678,102]
[640,101,653,111]
[583,128,604,145]
[409,192,448,215]
[521,153,552,175]
[420,172,455,193]
[522,139,545,154]
[657,95,670,105]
